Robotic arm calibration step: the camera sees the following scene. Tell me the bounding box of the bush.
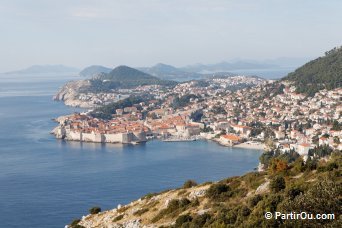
[286,187,303,200]
[239,206,251,217]
[151,198,192,222]
[192,213,211,226]
[113,214,124,222]
[142,192,158,200]
[248,194,263,207]
[183,179,198,188]
[175,214,192,227]
[69,219,86,228]
[270,176,286,193]
[326,162,338,171]
[89,206,101,214]
[133,208,149,216]
[206,183,232,200]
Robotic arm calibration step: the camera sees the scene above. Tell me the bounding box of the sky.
[0,0,342,71]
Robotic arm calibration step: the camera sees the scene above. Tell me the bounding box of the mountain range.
[78,58,309,81]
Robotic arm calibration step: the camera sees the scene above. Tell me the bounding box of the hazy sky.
[1,0,341,71]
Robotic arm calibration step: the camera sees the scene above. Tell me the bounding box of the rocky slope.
[53,80,93,108]
[68,152,341,228]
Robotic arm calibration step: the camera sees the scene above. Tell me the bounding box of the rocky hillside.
[53,80,93,108]
[69,153,341,228]
[53,66,177,107]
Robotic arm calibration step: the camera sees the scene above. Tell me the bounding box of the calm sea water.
[0,73,262,228]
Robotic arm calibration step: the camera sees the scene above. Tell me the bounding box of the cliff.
[53,80,94,108]
[69,153,341,228]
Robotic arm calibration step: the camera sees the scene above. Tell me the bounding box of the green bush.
[286,187,303,200]
[248,194,263,207]
[238,206,251,217]
[270,176,286,193]
[175,214,192,227]
[183,179,198,188]
[206,183,232,201]
[151,198,192,222]
[89,206,101,214]
[191,213,211,226]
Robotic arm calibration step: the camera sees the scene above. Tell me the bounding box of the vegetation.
[90,95,151,119]
[113,214,124,222]
[183,179,198,188]
[171,94,199,109]
[269,176,286,193]
[69,219,85,228]
[206,183,232,201]
[190,110,203,122]
[133,208,149,216]
[73,151,341,227]
[283,47,342,96]
[169,152,342,227]
[84,65,177,93]
[89,206,101,214]
[309,145,334,157]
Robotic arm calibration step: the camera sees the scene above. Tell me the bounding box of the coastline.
[211,138,265,151]
[233,141,265,150]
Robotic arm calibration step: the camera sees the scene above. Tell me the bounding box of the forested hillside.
[283,46,342,96]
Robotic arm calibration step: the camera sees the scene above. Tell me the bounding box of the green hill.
[283,46,342,96]
[88,65,177,92]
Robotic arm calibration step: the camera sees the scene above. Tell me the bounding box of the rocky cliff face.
[53,80,93,108]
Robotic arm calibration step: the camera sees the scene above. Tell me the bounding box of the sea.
[0,73,262,228]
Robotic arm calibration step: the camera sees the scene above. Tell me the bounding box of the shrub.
[142,192,158,200]
[286,187,303,200]
[238,206,251,217]
[70,219,86,228]
[89,206,101,214]
[270,176,286,193]
[326,162,338,171]
[248,194,263,207]
[183,179,198,188]
[113,214,124,222]
[192,213,211,226]
[133,208,149,216]
[175,214,192,227]
[206,183,232,200]
[151,198,192,222]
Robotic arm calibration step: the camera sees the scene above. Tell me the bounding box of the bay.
[0,74,262,228]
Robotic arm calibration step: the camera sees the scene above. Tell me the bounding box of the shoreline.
[211,138,265,150]
[233,141,265,150]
